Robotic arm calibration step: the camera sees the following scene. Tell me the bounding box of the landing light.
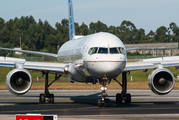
[64,66,69,74]
[64,67,68,71]
[101,86,107,91]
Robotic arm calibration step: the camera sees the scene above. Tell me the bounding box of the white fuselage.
[57,32,127,82]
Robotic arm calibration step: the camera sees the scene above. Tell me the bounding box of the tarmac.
[1,90,179,120]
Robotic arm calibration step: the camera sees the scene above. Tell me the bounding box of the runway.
[1,90,179,119]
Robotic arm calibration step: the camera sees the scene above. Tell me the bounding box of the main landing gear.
[39,72,62,104]
[114,72,131,104]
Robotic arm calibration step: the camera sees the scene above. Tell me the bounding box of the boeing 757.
[0,0,179,107]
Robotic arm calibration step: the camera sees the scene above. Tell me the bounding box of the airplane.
[0,0,179,107]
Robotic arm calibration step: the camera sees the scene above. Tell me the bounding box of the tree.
[43,20,52,35]
[89,21,108,33]
[134,28,145,43]
[147,30,155,41]
[80,22,88,35]
[169,22,179,42]
[108,26,118,34]
[38,19,43,27]
[118,20,137,43]
[1,15,179,55]
[155,26,168,42]
[60,19,69,40]
[28,15,36,25]
[4,19,14,32]
[74,22,80,35]
[120,20,136,31]
[61,19,69,27]
[0,17,5,30]
[1,27,10,43]
[45,34,58,53]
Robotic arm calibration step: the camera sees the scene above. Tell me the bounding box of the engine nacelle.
[6,68,32,95]
[148,68,175,95]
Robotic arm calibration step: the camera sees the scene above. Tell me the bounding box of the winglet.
[68,0,76,40]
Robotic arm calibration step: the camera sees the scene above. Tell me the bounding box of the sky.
[1,0,179,34]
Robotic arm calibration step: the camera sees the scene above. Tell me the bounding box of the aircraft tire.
[125,93,131,103]
[98,98,103,107]
[116,93,122,103]
[49,94,54,103]
[104,98,110,107]
[39,94,45,103]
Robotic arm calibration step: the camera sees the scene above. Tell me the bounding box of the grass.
[2,80,179,90]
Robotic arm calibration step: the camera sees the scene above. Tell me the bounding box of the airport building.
[125,42,179,56]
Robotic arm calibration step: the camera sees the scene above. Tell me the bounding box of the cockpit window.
[88,48,93,55]
[88,47,125,55]
[91,47,98,54]
[118,47,126,55]
[110,48,119,54]
[88,47,98,55]
[98,47,108,54]
[122,48,126,55]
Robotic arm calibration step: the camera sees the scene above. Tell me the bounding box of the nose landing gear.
[97,72,131,107]
[97,80,111,107]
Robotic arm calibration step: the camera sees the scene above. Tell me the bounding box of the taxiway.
[1,90,179,119]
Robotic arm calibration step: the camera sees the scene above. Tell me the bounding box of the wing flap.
[23,61,67,73]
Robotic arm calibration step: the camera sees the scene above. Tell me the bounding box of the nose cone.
[86,61,126,79]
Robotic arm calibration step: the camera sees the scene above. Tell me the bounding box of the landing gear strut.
[115,72,131,104]
[97,80,111,107]
[39,73,61,103]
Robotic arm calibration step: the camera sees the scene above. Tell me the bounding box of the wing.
[0,57,67,74]
[0,56,68,96]
[126,48,139,51]
[0,47,68,74]
[0,47,57,58]
[125,56,179,71]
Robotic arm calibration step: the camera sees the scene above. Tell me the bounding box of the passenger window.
[88,48,93,55]
[110,48,119,54]
[98,47,108,54]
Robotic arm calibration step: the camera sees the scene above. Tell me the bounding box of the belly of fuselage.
[84,61,126,79]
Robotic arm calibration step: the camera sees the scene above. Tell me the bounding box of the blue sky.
[1,0,179,34]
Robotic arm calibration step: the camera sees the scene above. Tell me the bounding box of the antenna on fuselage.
[68,0,76,40]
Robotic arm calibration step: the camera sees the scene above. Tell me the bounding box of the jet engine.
[148,68,175,95]
[6,68,32,95]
